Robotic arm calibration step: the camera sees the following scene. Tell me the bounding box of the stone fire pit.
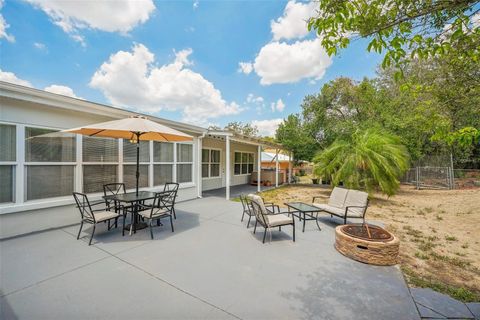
[335,224,399,266]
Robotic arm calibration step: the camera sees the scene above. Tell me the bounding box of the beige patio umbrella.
[62,115,193,195]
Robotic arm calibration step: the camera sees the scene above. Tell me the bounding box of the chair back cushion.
[328,187,349,208]
[344,190,368,217]
[247,194,268,226]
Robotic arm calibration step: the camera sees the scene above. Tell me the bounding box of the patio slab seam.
[91,242,244,320]
[60,226,243,320]
[1,255,111,298]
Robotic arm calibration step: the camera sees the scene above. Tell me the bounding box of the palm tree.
[313,129,409,196]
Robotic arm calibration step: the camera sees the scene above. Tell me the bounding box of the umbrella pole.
[136,133,140,196]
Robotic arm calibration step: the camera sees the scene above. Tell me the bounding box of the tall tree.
[276,114,319,162]
[308,0,480,75]
[209,122,259,137]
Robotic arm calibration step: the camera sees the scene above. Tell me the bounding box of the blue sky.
[0,0,382,135]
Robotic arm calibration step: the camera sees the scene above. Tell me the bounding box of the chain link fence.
[402,154,480,189]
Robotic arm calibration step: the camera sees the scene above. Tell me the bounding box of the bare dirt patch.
[259,184,480,301]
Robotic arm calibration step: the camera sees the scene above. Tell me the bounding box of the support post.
[275,149,279,187]
[197,137,203,197]
[226,135,230,200]
[257,145,261,192]
[135,133,140,196]
[288,152,293,183]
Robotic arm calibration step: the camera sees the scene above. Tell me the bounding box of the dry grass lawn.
[259,184,480,301]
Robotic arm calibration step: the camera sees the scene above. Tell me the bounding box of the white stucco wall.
[0,88,202,237]
[201,137,258,191]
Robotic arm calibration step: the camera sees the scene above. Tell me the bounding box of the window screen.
[153,142,174,162]
[123,164,149,189]
[26,165,74,200]
[177,164,192,183]
[25,127,75,162]
[123,140,150,162]
[83,136,118,162]
[0,124,16,162]
[177,144,193,162]
[0,165,14,203]
[83,165,118,193]
[154,164,173,186]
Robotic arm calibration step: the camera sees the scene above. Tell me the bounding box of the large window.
[202,149,220,178]
[177,143,193,183]
[234,152,254,175]
[0,124,16,203]
[153,142,174,186]
[123,164,149,189]
[83,136,118,193]
[25,127,76,200]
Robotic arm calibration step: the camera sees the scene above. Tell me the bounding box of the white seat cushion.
[94,210,121,222]
[311,203,346,217]
[344,190,368,217]
[266,214,293,227]
[139,208,170,219]
[328,187,349,208]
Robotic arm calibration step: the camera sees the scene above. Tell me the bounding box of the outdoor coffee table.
[284,202,322,232]
[103,191,168,235]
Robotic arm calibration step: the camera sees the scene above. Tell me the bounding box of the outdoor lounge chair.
[240,194,280,228]
[73,192,124,245]
[248,194,295,243]
[137,191,175,239]
[240,194,254,228]
[312,187,369,224]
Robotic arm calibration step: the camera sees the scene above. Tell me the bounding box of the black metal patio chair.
[163,182,179,219]
[240,194,254,228]
[103,183,130,226]
[73,192,124,245]
[137,191,175,239]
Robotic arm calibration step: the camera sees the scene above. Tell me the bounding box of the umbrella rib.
[89,129,106,137]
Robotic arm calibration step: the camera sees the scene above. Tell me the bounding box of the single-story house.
[0,81,286,237]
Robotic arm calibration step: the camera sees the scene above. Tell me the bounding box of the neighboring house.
[261,150,309,183]
[0,81,282,237]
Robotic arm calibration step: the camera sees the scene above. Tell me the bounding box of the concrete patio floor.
[1,196,421,320]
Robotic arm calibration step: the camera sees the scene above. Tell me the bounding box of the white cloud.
[239,1,331,85]
[254,38,332,85]
[33,42,47,51]
[44,84,81,99]
[193,0,199,9]
[246,93,266,115]
[251,118,283,137]
[271,0,316,41]
[0,0,15,42]
[270,98,285,112]
[246,93,264,104]
[0,69,32,87]
[238,61,253,74]
[90,43,242,125]
[0,69,82,100]
[25,0,155,44]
